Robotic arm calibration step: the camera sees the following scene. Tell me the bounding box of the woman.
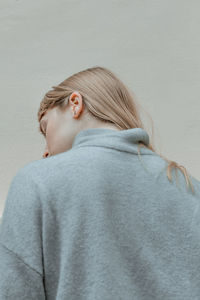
[0,66,199,299]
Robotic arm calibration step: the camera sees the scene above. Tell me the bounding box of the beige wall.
[1,0,200,218]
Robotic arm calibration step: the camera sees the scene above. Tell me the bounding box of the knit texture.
[0,127,200,299]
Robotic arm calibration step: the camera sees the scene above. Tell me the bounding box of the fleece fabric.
[0,127,200,300]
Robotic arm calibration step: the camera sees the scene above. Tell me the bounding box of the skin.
[40,91,120,158]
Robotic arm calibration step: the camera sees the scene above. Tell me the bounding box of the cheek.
[45,123,56,148]
[47,123,65,150]
[46,120,59,137]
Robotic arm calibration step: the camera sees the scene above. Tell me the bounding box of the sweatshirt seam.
[0,241,43,278]
[72,144,155,155]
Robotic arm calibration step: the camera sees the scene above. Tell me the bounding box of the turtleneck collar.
[71,127,156,155]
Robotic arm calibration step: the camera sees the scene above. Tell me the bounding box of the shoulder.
[13,147,94,192]
[15,148,78,179]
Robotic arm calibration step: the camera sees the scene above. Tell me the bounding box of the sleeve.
[0,167,46,299]
[0,243,46,299]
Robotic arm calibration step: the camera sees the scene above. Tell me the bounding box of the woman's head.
[37,66,195,194]
[39,90,120,158]
[38,66,145,158]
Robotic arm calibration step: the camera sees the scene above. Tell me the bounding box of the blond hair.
[37,66,195,195]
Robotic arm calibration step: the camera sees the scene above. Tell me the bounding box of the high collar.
[71,127,155,155]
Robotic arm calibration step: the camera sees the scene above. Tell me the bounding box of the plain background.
[0,0,200,218]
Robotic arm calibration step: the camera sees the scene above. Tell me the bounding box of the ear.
[69,91,84,119]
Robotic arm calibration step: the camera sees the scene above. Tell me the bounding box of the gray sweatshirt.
[0,127,200,300]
